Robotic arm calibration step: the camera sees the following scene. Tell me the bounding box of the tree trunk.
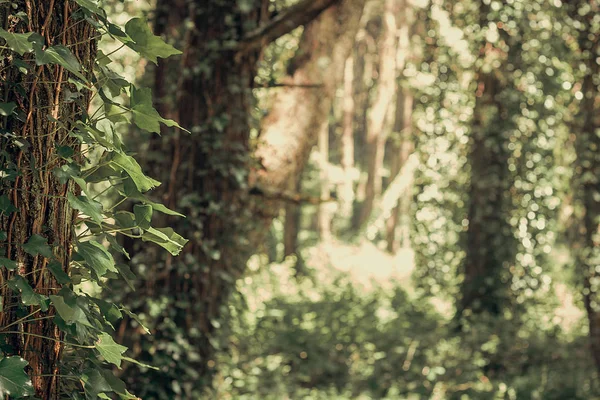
[571,0,600,376]
[339,56,356,221]
[386,90,414,253]
[386,0,416,253]
[283,175,303,258]
[356,0,398,229]
[118,0,358,397]
[0,1,96,398]
[318,120,332,240]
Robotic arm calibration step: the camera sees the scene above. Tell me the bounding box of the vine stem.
[0,331,96,349]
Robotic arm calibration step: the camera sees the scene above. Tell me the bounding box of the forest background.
[1,0,600,399]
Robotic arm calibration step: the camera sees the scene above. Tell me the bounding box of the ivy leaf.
[111,152,160,192]
[96,333,127,368]
[142,227,188,256]
[22,234,53,258]
[0,258,16,271]
[130,86,187,134]
[76,241,117,277]
[0,28,34,55]
[0,231,5,241]
[123,179,184,217]
[9,276,48,310]
[115,263,136,290]
[133,204,152,229]
[0,194,17,216]
[0,356,34,397]
[82,369,112,400]
[68,193,104,225]
[35,45,87,81]
[120,308,150,335]
[74,0,103,15]
[47,261,71,284]
[124,18,182,64]
[50,290,91,326]
[0,102,16,117]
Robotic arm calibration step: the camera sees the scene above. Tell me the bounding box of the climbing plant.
[0,0,185,398]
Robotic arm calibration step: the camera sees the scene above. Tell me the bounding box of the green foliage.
[0,356,34,397]
[0,0,186,397]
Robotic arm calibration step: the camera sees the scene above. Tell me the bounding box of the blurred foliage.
[97,0,600,398]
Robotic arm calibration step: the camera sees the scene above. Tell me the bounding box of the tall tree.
[118,0,363,397]
[355,0,398,229]
[0,2,96,397]
[570,0,600,376]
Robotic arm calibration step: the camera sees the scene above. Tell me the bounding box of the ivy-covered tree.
[0,0,184,398]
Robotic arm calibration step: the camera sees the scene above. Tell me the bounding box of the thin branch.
[237,0,340,54]
[254,82,324,89]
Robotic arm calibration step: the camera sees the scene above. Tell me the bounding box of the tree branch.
[237,0,340,54]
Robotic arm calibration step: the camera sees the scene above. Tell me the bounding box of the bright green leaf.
[133,204,152,229]
[0,356,34,397]
[76,241,117,277]
[124,18,182,64]
[130,85,187,133]
[35,45,87,81]
[142,227,188,256]
[96,333,127,368]
[9,276,48,309]
[0,28,34,55]
[111,152,160,192]
[74,0,103,15]
[50,291,91,326]
[68,193,104,225]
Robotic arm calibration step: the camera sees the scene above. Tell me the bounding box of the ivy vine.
[0,0,186,398]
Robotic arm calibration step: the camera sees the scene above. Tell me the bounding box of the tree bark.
[256,0,367,196]
[0,1,96,398]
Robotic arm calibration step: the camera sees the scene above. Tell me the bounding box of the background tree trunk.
[0,1,96,397]
[355,0,398,229]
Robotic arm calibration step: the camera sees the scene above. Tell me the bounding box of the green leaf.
[120,308,150,335]
[0,28,34,55]
[115,263,136,290]
[0,194,17,216]
[0,102,16,117]
[122,356,159,370]
[68,193,104,225]
[22,234,53,258]
[49,293,90,326]
[124,18,182,64]
[123,179,184,217]
[0,231,5,241]
[76,241,117,277]
[111,152,160,192]
[0,356,34,397]
[56,145,75,159]
[96,333,127,368]
[47,261,71,284]
[35,45,87,81]
[130,85,187,133]
[142,227,188,256]
[91,298,122,324]
[74,0,103,15]
[133,204,152,229]
[0,258,17,271]
[82,369,112,400]
[9,276,48,310]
